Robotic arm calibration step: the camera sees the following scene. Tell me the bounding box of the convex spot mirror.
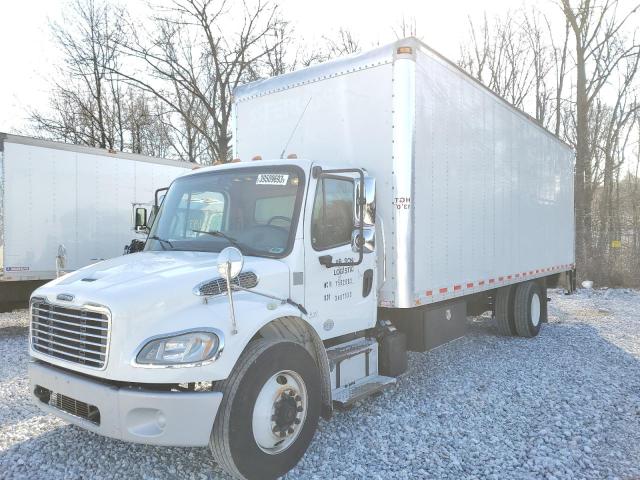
[351,227,375,254]
[355,176,376,226]
[134,207,148,231]
[217,246,244,279]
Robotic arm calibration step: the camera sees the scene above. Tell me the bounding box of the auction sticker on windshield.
[256,173,289,185]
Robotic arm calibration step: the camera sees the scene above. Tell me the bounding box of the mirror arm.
[224,262,239,335]
[231,284,308,315]
[154,187,169,210]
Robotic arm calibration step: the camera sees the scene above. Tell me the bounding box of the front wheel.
[210,339,321,480]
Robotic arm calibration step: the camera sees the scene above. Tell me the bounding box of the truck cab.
[28,159,389,480]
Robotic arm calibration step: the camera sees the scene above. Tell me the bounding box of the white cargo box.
[0,133,190,282]
[233,37,575,309]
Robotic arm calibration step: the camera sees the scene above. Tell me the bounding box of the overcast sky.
[0,0,534,134]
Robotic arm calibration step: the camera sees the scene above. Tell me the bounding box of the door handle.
[319,255,333,267]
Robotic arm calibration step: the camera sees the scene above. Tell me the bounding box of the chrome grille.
[196,271,258,296]
[30,299,110,369]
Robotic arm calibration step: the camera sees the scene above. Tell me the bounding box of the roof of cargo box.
[0,132,191,169]
[234,37,573,152]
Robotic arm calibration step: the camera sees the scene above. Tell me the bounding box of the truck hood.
[35,250,291,307]
[29,250,296,383]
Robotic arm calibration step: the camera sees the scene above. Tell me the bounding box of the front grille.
[196,271,258,296]
[34,386,101,425]
[30,300,110,369]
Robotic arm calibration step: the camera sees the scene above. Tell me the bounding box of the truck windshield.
[146,165,305,258]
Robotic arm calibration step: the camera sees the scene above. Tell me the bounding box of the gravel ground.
[1,289,639,479]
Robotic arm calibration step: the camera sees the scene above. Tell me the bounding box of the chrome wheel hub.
[531,293,541,327]
[252,370,307,454]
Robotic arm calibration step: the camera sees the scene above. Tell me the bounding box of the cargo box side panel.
[3,142,78,280]
[75,153,187,268]
[0,143,4,274]
[412,48,574,305]
[3,142,188,280]
[234,61,397,304]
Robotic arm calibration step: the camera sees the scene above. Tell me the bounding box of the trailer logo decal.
[393,196,411,210]
[256,173,289,185]
[5,266,29,272]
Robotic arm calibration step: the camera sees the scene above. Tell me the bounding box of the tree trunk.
[574,45,589,273]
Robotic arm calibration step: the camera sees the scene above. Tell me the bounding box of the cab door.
[303,168,377,339]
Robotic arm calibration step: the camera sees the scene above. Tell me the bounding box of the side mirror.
[351,227,375,254]
[217,246,244,279]
[134,207,148,232]
[216,246,244,335]
[355,176,376,226]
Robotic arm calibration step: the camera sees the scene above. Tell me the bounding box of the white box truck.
[0,133,190,306]
[27,38,575,480]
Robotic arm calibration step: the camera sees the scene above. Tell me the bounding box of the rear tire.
[210,339,321,480]
[514,281,544,338]
[494,286,516,336]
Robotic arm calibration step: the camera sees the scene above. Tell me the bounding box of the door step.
[326,337,376,366]
[332,374,396,406]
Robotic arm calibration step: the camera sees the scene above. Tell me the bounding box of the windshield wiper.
[148,235,174,250]
[191,230,256,254]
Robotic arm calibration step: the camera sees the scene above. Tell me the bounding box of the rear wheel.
[494,286,516,336]
[210,339,321,480]
[514,281,544,338]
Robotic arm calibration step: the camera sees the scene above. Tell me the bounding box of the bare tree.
[48,0,126,148]
[546,16,571,136]
[522,9,555,125]
[458,14,491,83]
[459,12,536,110]
[110,0,283,163]
[323,28,361,57]
[393,17,418,39]
[559,0,640,266]
[28,0,176,159]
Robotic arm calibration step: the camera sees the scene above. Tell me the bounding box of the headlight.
[136,330,221,366]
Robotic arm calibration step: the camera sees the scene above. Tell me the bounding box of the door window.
[311,178,354,250]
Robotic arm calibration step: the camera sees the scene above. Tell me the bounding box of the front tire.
[210,339,321,480]
[514,281,544,338]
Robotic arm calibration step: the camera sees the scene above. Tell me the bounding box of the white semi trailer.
[28,38,575,479]
[0,133,189,306]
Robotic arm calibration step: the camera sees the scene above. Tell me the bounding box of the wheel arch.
[253,316,333,420]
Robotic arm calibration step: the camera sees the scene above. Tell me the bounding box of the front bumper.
[29,361,222,447]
